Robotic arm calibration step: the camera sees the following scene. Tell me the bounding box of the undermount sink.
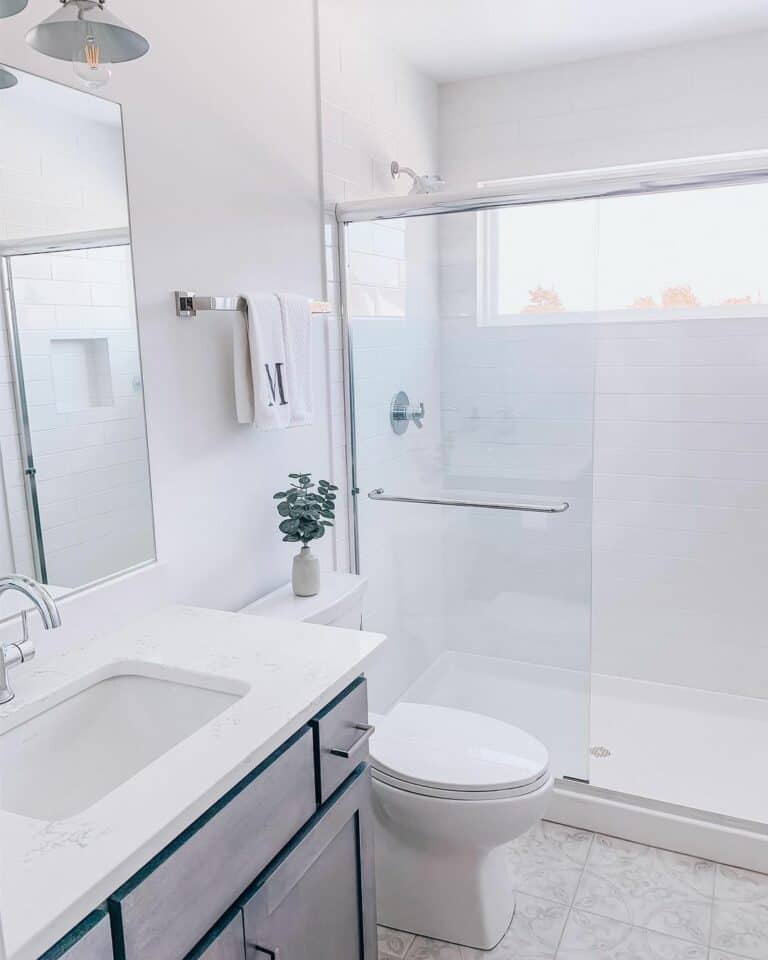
[0,664,244,821]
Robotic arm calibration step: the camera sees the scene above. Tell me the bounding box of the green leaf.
[327,484,339,491]
[314,524,325,539]
[277,502,292,517]
[288,473,300,478]
[273,491,286,499]
[279,518,300,534]
[321,520,334,527]
[282,534,300,542]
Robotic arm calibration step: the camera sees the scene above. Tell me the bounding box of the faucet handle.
[4,612,37,669]
[15,610,36,662]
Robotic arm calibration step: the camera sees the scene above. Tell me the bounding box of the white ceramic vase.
[292,545,320,597]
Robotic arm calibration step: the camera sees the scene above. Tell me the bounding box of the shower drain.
[590,745,612,759]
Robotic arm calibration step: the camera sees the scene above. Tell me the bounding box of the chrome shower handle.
[368,489,570,513]
[390,391,425,433]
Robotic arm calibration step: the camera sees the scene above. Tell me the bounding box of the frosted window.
[480,181,768,323]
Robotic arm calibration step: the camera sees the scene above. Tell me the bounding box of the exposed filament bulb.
[72,32,112,88]
[84,35,100,68]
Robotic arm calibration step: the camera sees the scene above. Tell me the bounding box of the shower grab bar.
[367,488,569,513]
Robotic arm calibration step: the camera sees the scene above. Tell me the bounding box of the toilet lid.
[369,703,550,794]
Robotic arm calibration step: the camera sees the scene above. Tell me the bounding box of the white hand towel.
[233,294,291,429]
[276,293,313,427]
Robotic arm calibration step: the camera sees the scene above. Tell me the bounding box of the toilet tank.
[239,572,367,629]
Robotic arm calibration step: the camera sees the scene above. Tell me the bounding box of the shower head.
[391,160,445,195]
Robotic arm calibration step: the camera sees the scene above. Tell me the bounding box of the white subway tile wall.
[439,31,768,698]
[4,247,154,588]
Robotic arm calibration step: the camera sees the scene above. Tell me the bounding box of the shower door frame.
[336,148,768,578]
[335,148,768,859]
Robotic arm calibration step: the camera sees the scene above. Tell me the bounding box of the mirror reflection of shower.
[390,160,445,195]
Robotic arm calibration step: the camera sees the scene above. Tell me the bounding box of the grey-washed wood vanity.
[38,677,375,960]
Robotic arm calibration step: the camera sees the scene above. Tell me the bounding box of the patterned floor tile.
[573,834,714,944]
[507,820,594,906]
[711,864,768,960]
[460,893,567,959]
[406,937,462,959]
[557,910,708,959]
[379,925,416,959]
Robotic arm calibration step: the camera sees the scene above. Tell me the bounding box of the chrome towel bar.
[367,489,569,513]
[174,291,331,318]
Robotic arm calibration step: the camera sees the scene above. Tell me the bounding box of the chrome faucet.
[0,575,62,705]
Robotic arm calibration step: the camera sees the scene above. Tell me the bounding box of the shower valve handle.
[390,391,425,434]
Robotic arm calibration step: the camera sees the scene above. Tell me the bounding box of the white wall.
[317,0,442,709]
[0,0,331,646]
[439,31,768,699]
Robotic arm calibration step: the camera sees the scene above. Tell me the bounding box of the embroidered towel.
[233,293,291,428]
[276,292,313,427]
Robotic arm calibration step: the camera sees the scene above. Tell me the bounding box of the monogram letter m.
[264,362,288,406]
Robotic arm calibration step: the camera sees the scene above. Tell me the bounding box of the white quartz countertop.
[0,604,384,960]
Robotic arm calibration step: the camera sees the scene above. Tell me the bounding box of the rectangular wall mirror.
[0,64,155,606]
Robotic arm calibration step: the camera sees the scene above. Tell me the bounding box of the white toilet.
[369,703,552,950]
[241,573,553,951]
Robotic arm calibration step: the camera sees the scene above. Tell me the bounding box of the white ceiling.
[366,0,768,82]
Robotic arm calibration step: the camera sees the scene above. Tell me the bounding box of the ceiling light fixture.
[0,0,27,18]
[0,67,19,89]
[26,0,149,89]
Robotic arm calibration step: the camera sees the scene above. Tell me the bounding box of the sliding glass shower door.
[343,206,596,782]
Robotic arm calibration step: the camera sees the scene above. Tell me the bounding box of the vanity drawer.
[110,727,315,960]
[187,911,245,960]
[241,764,376,960]
[39,909,112,960]
[311,677,371,803]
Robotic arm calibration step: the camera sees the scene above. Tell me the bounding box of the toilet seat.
[372,766,552,801]
[369,702,550,801]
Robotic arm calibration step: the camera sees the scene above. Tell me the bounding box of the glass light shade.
[0,67,19,89]
[72,34,112,88]
[0,0,27,18]
[26,0,149,63]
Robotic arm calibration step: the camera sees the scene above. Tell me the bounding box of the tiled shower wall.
[5,246,153,587]
[438,31,768,699]
[439,209,594,676]
[317,0,442,708]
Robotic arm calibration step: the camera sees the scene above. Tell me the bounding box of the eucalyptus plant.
[274,473,338,546]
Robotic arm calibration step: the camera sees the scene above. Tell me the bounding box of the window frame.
[475,173,768,327]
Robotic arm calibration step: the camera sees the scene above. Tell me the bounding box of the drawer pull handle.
[249,946,280,959]
[329,722,375,759]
